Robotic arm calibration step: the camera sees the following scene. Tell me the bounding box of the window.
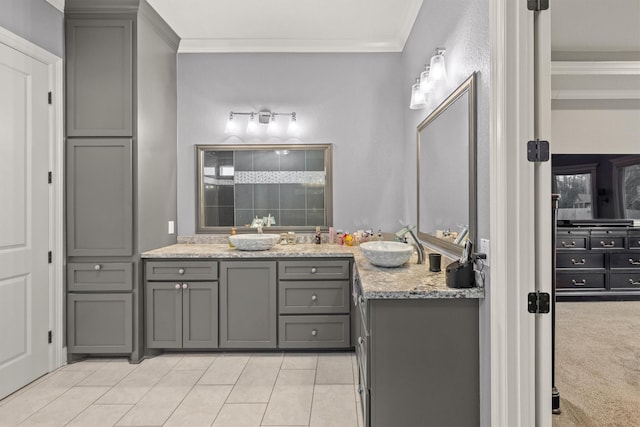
[196,144,332,233]
[553,163,598,220]
[612,156,640,220]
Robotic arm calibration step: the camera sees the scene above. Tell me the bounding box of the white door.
[0,42,50,400]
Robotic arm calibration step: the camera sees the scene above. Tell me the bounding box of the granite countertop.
[141,242,485,300]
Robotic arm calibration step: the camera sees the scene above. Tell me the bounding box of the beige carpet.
[553,301,640,427]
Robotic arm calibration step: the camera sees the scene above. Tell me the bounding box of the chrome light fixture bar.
[224,110,298,136]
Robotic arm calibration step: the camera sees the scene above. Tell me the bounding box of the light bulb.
[409,78,426,109]
[287,113,299,136]
[246,113,258,134]
[267,115,279,136]
[429,48,447,83]
[419,65,432,95]
[224,113,236,134]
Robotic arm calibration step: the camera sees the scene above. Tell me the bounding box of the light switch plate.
[168,220,175,235]
[480,238,490,266]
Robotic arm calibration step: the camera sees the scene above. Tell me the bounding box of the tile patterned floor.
[0,352,362,427]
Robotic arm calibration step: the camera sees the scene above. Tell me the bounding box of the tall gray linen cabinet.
[65,0,179,363]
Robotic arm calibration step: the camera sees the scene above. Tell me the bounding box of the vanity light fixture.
[409,78,427,109]
[224,110,298,136]
[429,48,447,84]
[419,65,433,95]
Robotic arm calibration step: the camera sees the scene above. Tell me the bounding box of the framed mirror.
[417,72,477,256]
[196,144,333,233]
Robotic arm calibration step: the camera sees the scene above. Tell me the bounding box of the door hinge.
[527,0,549,11]
[527,139,550,162]
[528,291,551,314]
[48,251,52,264]
[48,171,52,184]
[48,331,52,344]
[48,91,52,105]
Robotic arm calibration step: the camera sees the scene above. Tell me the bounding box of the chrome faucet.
[396,225,425,264]
[250,217,264,234]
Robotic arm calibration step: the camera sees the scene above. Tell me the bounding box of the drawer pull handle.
[311,267,317,274]
[311,329,318,336]
[175,283,181,290]
[600,241,615,248]
[182,283,188,289]
[629,258,640,265]
[572,279,586,286]
[94,264,101,271]
[629,279,640,286]
[571,258,586,265]
[358,336,365,345]
[561,241,576,248]
[178,268,185,275]
[311,294,318,301]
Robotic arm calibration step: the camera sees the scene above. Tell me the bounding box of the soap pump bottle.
[315,227,322,244]
[229,227,236,248]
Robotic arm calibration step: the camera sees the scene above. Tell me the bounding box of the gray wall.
[0,0,64,57]
[401,0,490,425]
[177,53,404,235]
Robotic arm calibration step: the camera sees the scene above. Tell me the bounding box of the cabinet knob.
[358,295,365,305]
[182,283,188,289]
[311,267,317,274]
[311,329,318,336]
[94,264,101,271]
[175,283,181,290]
[178,268,185,275]
[358,386,364,394]
[358,336,364,345]
[311,294,318,301]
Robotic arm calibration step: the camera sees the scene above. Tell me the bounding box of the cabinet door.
[66,19,133,136]
[220,261,277,348]
[183,282,218,348]
[67,139,132,256]
[146,283,182,349]
[67,293,132,353]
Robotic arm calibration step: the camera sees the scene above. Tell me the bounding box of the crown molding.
[552,61,640,75]
[46,0,65,12]
[178,38,404,53]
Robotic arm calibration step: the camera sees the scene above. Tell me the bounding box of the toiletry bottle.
[229,227,236,248]
[315,226,322,244]
[345,232,353,246]
[377,229,383,241]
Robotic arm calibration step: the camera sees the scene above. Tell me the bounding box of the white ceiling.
[145,0,423,53]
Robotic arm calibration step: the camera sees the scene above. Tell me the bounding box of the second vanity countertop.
[141,243,485,300]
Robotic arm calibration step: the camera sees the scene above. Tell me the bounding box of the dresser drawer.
[278,260,350,280]
[610,273,640,290]
[556,253,604,269]
[556,272,605,290]
[278,315,350,348]
[68,262,132,292]
[629,233,640,249]
[279,281,350,314]
[556,235,587,250]
[590,235,625,250]
[145,260,218,281]
[610,253,640,269]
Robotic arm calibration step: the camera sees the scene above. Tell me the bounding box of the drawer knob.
[572,279,586,286]
[358,386,364,394]
[178,268,185,275]
[311,294,318,301]
[629,258,640,265]
[629,279,640,286]
[182,283,188,289]
[571,258,586,265]
[311,329,318,336]
[94,264,101,271]
[561,241,576,248]
[311,267,317,274]
[358,295,365,305]
[175,283,181,290]
[600,241,615,248]
[358,336,365,345]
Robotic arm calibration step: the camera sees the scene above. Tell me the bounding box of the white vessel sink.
[229,234,280,251]
[360,241,414,267]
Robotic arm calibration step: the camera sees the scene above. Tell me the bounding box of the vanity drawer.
[279,281,350,315]
[278,260,350,281]
[145,260,218,281]
[610,273,640,289]
[556,272,605,290]
[610,253,640,269]
[556,234,588,250]
[590,234,626,250]
[278,315,350,348]
[67,262,132,292]
[556,253,604,269]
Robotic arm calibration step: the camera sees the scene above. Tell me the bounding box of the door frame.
[0,25,65,372]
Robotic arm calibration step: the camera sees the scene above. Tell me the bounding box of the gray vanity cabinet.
[65,18,133,137]
[220,261,277,348]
